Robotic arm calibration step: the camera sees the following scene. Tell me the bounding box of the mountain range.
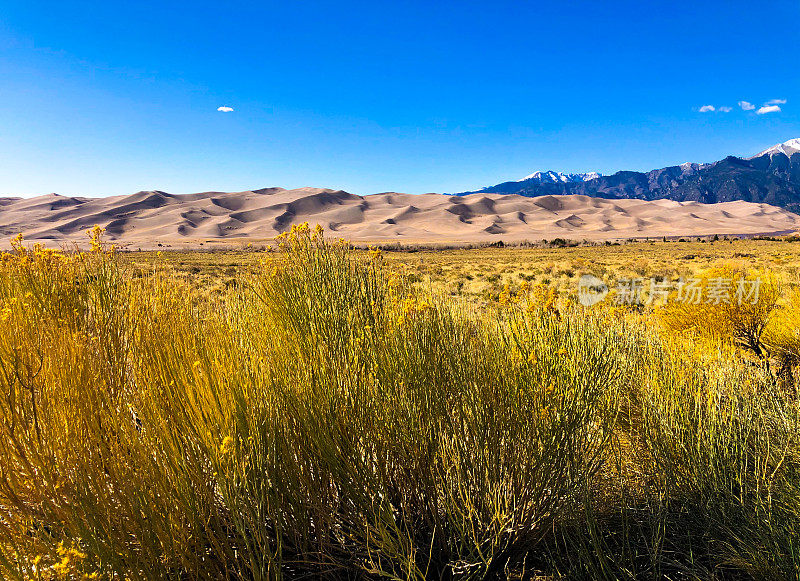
[461,139,800,213]
[3,139,800,247]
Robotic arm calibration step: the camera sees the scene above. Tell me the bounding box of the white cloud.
[718,106,732,113]
[738,101,755,111]
[698,105,715,112]
[756,105,781,115]
[217,106,234,112]
[765,99,787,106]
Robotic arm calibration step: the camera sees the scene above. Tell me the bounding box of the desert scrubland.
[2,227,800,579]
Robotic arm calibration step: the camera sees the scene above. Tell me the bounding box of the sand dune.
[0,187,798,248]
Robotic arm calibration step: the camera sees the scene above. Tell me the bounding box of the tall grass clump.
[542,280,800,580]
[226,224,621,579]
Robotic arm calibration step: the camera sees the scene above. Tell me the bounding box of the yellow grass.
[1,227,800,579]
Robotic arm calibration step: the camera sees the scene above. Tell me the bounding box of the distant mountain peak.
[458,139,800,213]
[751,138,800,159]
[519,170,602,183]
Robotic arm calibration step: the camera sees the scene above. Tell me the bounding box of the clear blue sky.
[1,0,798,197]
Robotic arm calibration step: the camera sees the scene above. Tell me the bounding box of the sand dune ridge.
[0,187,797,248]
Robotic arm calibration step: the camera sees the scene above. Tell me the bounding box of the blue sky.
[1,0,798,197]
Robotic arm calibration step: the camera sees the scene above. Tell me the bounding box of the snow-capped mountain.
[458,139,800,213]
[519,170,602,183]
[750,138,800,159]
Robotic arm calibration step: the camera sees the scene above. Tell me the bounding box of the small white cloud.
[739,101,755,111]
[699,105,715,112]
[756,105,781,115]
[765,99,787,106]
[718,106,733,113]
[217,106,234,113]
